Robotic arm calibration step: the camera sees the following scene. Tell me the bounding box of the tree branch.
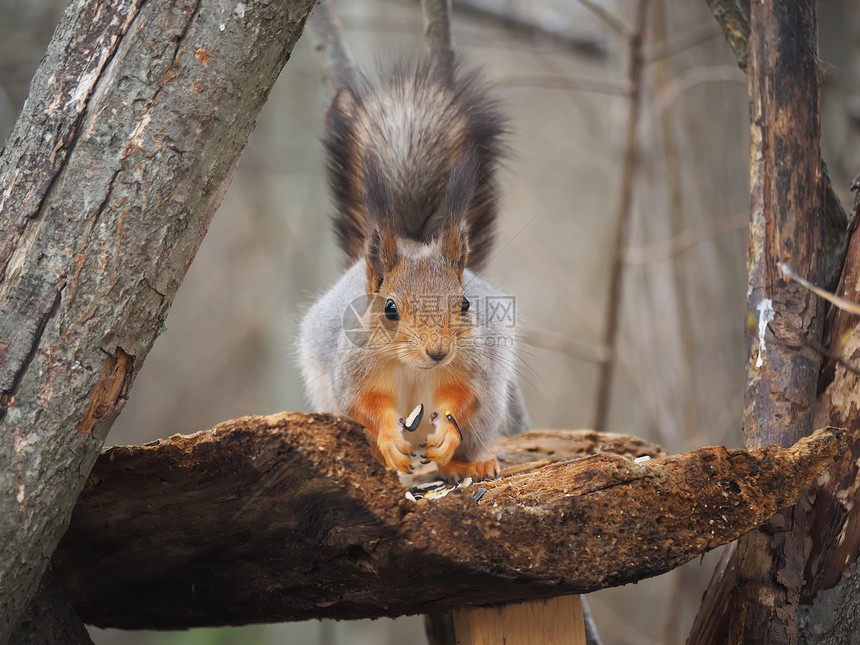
[0,0,318,639]
[731,2,825,642]
[704,0,848,289]
[421,0,454,70]
[593,0,647,432]
[801,182,860,602]
[691,2,845,643]
[705,0,750,69]
[50,413,846,629]
[307,0,359,93]
[8,568,92,645]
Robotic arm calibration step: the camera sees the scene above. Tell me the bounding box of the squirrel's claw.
[424,411,462,467]
[375,432,414,473]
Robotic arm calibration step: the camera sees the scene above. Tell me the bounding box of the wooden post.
[453,596,586,645]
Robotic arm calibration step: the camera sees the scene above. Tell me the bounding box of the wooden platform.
[51,412,847,630]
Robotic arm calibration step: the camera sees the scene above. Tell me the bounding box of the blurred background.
[3,0,860,643]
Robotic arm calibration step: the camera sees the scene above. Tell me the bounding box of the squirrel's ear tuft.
[366,226,398,292]
[441,149,476,282]
[444,146,479,222]
[441,221,469,282]
[362,154,391,222]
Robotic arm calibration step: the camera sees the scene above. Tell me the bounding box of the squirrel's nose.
[426,347,449,362]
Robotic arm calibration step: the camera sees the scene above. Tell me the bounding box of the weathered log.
[51,412,847,629]
[0,0,318,639]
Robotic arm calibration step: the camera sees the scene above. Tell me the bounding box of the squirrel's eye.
[461,296,470,316]
[384,299,399,321]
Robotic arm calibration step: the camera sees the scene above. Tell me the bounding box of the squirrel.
[299,57,529,482]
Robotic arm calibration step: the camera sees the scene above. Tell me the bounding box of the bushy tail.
[322,57,505,270]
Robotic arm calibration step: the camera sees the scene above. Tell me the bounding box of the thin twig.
[455,0,607,57]
[575,0,634,36]
[780,263,860,316]
[651,0,698,466]
[421,0,454,71]
[500,74,630,95]
[623,215,748,264]
[593,0,648,432]
[651,65,745,123]
[768,329,860,378]
[705,0,751,69]
[645,23,722,62]
[307,0,360,92]
[511,229,603,334]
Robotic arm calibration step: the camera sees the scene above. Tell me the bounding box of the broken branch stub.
[52,413,847,629]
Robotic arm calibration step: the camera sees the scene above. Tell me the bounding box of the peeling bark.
[797,181,860,639]
[49,413,846,629]
[731,2,825,643]
[691,2,852,644]
[0,0,318,639]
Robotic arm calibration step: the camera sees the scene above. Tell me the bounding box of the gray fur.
[300,54,527,471]
[299,261,528,462]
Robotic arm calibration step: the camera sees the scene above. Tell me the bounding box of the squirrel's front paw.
[375,431,414,473]
[421,411,462,467]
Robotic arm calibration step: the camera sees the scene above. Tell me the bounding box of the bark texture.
[799,559,860,645]
[691,3,854,643]
[50,412,846,629]
[708,0,847,289]
[0,0,318,639]
[731,2,825,643]
[805,187,860,598]
[7,568,92,645]
[796,185,860,638]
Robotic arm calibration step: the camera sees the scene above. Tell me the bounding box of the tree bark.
[799,559,860,645]
[730,2,825,643]
[691,2,854,644]
[797,186,860,637]
[7,568,92,645]
[0,0,318,640]
[706,0,848,289]
[48,412,845,629]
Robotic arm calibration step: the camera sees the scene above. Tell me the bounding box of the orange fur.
[433,381,476,420]
[423,382,476,467]
[349,389,413,473]
[438,457,499,482]
[305,59,520,481]
[440,222,468,280]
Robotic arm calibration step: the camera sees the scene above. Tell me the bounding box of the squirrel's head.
[360,150,477,370]
[363,225,472,369]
